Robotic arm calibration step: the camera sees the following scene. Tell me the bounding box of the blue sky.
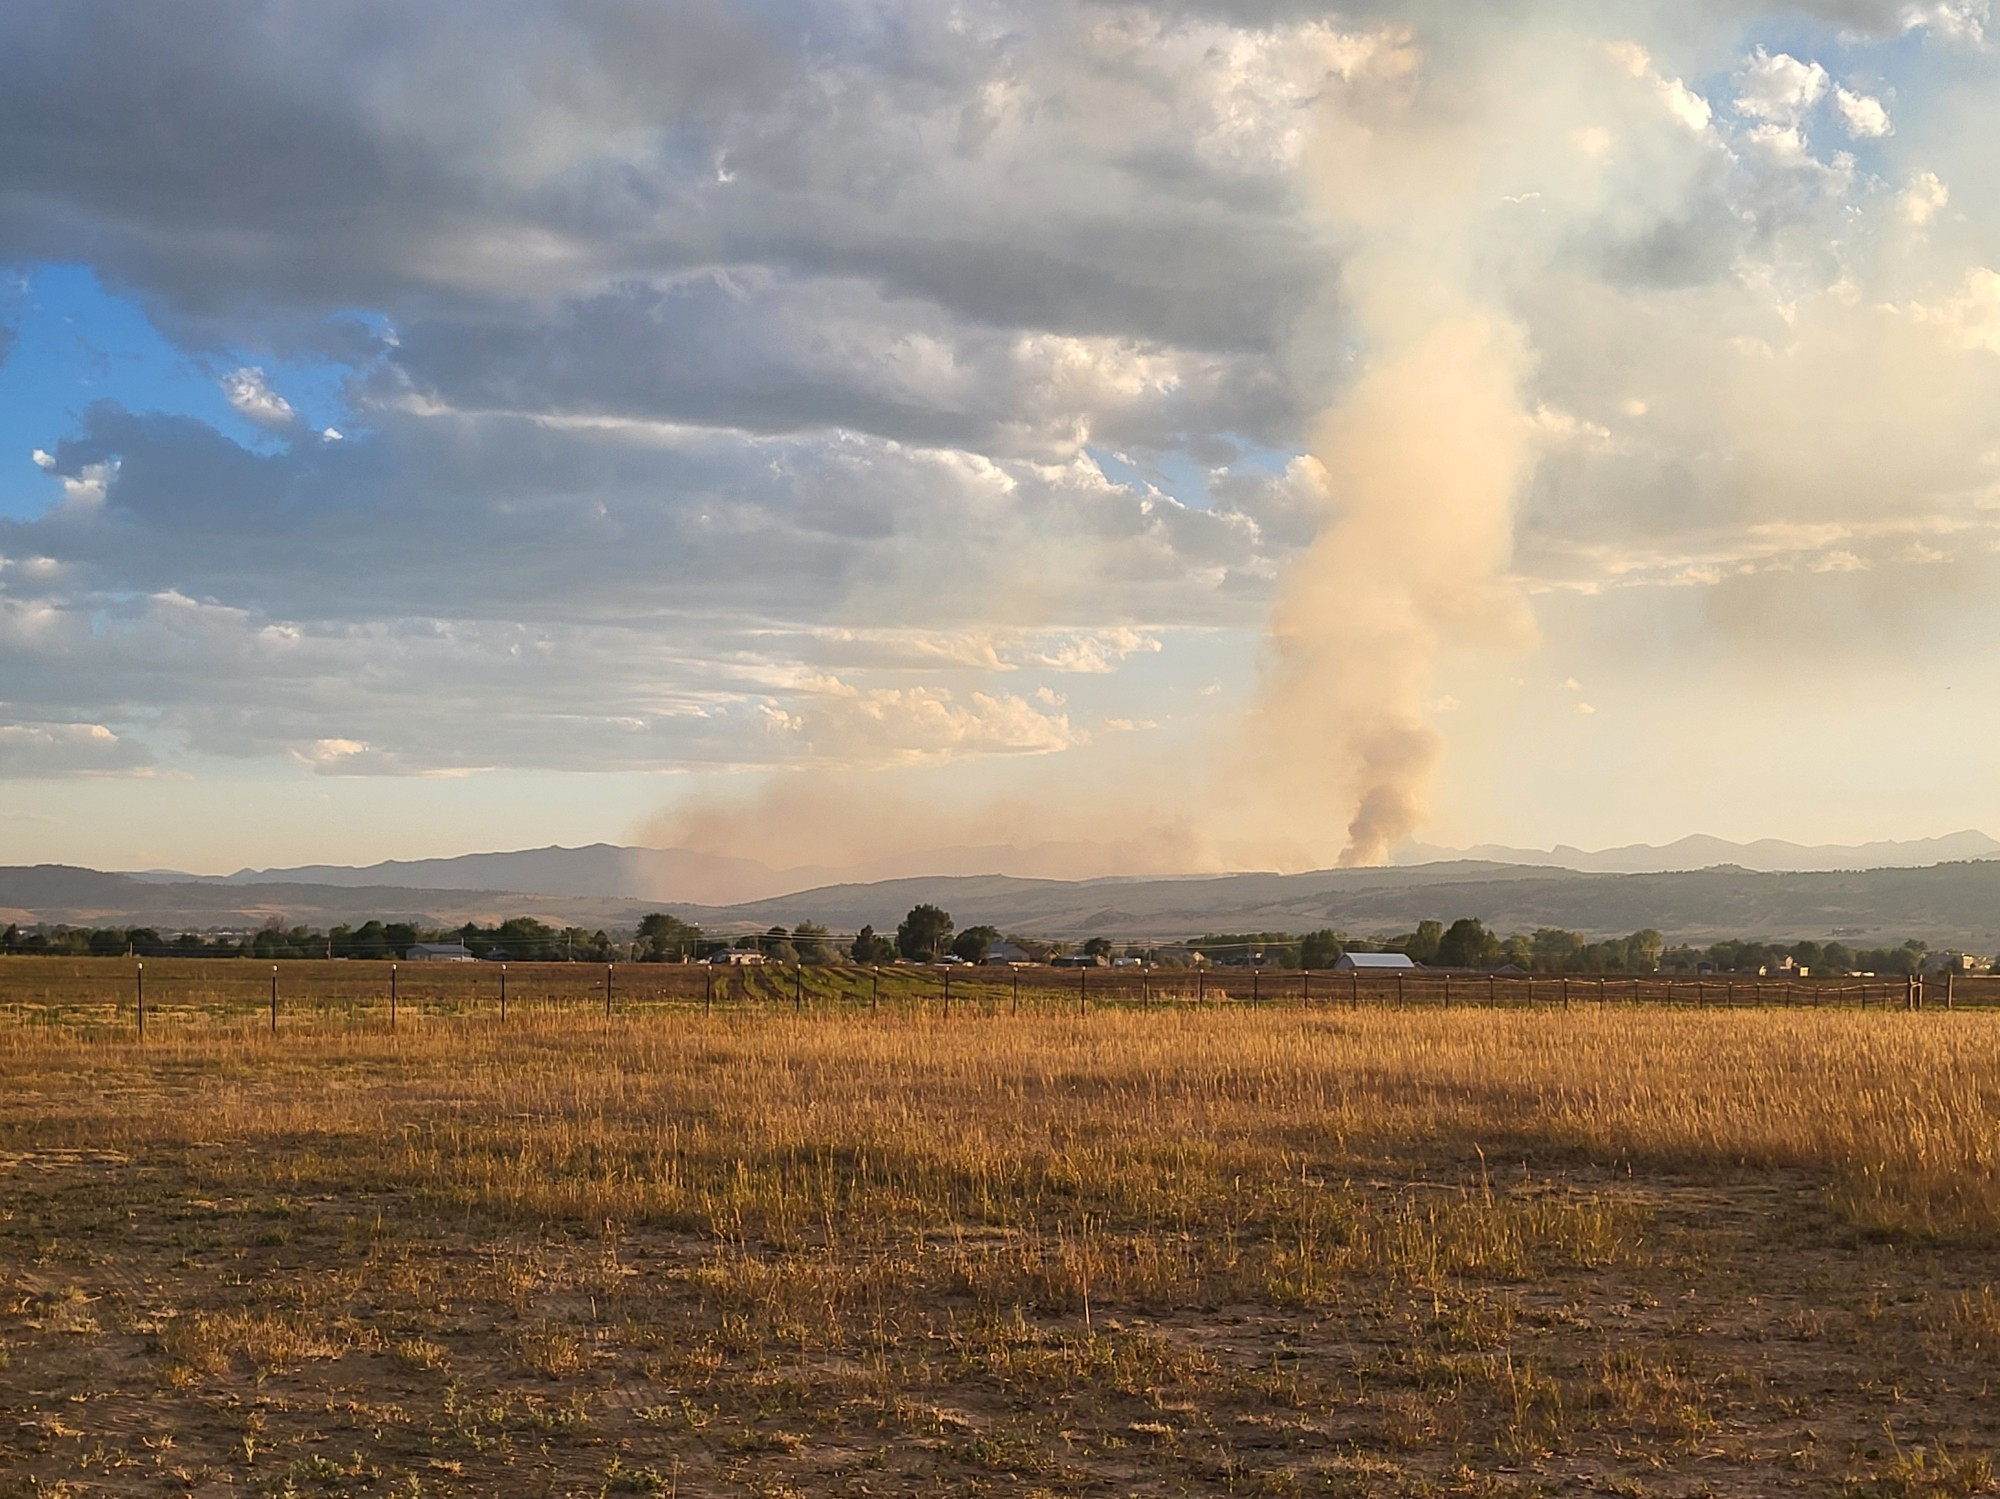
[0,266,365,520]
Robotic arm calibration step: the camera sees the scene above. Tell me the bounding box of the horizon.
[5,6,2000,879]
[17,823,2000,916]
[43,823,2000,883]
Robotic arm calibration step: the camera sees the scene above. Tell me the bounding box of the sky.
[2,0,1999,880]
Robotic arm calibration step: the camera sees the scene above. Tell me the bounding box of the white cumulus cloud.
[1835,87,1892,137]
[1735,49,1829,125]
[221,367,297,431]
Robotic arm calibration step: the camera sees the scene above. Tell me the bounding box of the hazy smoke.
[1245,38,1538,867]
[640,757,1231,896]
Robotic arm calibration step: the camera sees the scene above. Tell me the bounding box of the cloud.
[1835,86,1893,137]
[221,367,297,430]
[783,680,1083,766]
[1903,169,1951,223]
[1735,49,1829,125]
[1905,267,2000,352]
[0,721,152,777]
[1902,2,1989,42]
[0,0,1997,863]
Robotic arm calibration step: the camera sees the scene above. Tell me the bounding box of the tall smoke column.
[1248,39,1538,867]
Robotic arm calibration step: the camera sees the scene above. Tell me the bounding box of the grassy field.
[3,1006,1999,1496]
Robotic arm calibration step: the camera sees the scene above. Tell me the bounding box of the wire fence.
[0,956,1983,1037]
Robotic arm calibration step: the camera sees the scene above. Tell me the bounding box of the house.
[1935,952,1992,974]
[982,940,1037,966]
[1333,952,1417,972]
[1050,954,1107,968]
[406,942,477,963]
[710,950,765,966]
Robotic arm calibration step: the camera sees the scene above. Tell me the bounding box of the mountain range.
[7,840,2000,950]
[1393,830,2000,875]
[134,830,2000,907]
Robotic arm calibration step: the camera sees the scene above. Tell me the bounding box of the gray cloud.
[0,720,152,777]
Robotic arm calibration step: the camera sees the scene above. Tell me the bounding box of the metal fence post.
[270,965,279,1034]
[605,963,613,1017]
[135,963,145,1039]
[1079,965,1087,1016]
[500,963,507,1021]
[390,962,398,1031]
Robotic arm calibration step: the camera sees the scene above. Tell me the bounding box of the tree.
[1626,929,1664,973]
[792,922,833,964]
[637,912,701,962]
[896,904,955,961]
[1398,920,1445,965]
[1434,918,1497,969]
[1300,929,1346,970]
[1081,937,1113,958]
[1530,927,1587,972]
[850,924,896,963]
[952,925,1000,963]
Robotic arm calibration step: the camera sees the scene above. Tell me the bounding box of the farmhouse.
[1333,952,1418,972]
[405,942,477,963]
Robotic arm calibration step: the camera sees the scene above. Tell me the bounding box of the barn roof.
[1337,951,1418,970]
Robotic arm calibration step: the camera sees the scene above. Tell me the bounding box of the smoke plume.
[1245,39,1538,867]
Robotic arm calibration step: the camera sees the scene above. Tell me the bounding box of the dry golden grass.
[0,1006,1997,1495]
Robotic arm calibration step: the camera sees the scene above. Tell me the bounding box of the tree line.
[0,917,628,963]
[0,910,1969,977]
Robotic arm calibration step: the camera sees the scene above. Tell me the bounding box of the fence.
[0,956,1983,1037]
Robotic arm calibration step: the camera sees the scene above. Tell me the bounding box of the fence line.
[0,956,1979,1037]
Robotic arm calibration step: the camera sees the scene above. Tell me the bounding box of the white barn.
[406,942,478,963]
[1333,952,1417,972]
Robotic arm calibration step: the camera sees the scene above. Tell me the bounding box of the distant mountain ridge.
[1395,830,2000,874]
[201,845,799,907]
[129,831,2000,906]
[12,853,2000,949]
